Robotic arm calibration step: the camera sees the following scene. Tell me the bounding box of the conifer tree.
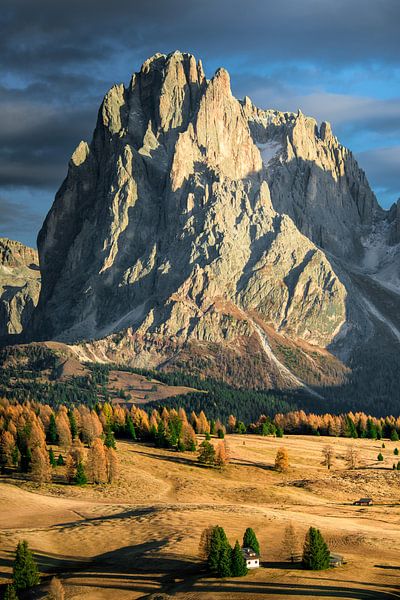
[208,526,232,577]
[199,526,214,561]
[3,584,18,600]
[392,429,399,442]
[302,527,330,570]
[243,527,260,554]
[283,522,299,563]
[13,540,40,591]
[30,446,52,483]
[75,461,87,485]
[231,540,248,577]
[57,453,64,466]
[126,415,136,440]
[275,447,289,472]
[198,440,216,466]
[104,429,116,449]
[47,414,58,444]
[49,448,56,467]
[48,576,65,600]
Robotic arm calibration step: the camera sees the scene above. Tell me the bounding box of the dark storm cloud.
[0,0,399,244]
[0,195,43,236]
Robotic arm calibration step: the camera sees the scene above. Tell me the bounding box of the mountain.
[0,238,40,339]
[20,51,400,412]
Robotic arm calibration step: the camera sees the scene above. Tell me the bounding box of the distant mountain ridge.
[3,51,400,411]
[0,238,40,338]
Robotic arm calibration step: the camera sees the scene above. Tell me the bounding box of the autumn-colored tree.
[197,411,210,435]
[182,422,197,451]
[28,421,46,449]
[30,446,52,483]
[282,522,299,562]
[0,430,16,470]
[106,447,119,483]
[80,410,103,445]
[70,438,86,465]
[48,576,65,600]
[227,415,237,433]
[87,438,107,484]
[55,409,72,447]
[215,441,229,468]
[199,526,214,561]
[65,454,76,483]
[345,446,359,470]
[321,445,334,470]
[274,447,289,472]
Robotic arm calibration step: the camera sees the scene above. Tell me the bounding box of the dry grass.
[1,434,400,599]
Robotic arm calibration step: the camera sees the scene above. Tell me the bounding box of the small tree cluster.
[204,525,260,578]
[198,440,230,468]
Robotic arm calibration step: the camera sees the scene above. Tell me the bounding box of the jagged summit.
[15,51,400,402]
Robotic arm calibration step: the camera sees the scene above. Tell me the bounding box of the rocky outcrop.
[0,238,40,337]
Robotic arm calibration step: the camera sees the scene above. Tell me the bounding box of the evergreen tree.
[397,461,400,471]
[302,527,330,570]
[20,447,31,473]
[231,540,248,577]
[75,461,87,485]
[126,415,136,440]
[391,429,399,442]
[57,453,64,466]
[394,448,399,456]
[47,414,58,444]
[208,526,232,577]
[49,448,57,467]
[13,540,40,591]
[68,410,78,439]
[198,440,216,466]
[242,527,260,555]
[377,452,384,461]
[276,427,284,438]
[366,419,377,439]
[104,430,116,449]
[3,584,18,600]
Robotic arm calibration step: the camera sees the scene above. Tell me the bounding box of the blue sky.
[0,0,399,247]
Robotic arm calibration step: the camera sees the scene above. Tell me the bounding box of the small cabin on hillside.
[242,547,260,568]
[353,497,373,506]
[330,553,345,567]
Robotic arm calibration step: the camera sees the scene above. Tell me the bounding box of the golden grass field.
[1,434,400,599]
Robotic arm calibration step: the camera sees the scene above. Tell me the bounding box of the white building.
[242,547,260,568]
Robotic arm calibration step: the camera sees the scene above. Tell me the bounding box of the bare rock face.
[27,52,399,395]
[31,52,346,360]
[243,101,381,258]
[0,238,40,337]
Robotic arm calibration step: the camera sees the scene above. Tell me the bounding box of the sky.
[0,0,399,247]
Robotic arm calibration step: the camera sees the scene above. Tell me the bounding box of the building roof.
[242,547,260,559]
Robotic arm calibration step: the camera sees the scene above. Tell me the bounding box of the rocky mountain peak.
[20,52,400,403]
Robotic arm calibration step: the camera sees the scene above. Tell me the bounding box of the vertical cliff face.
[243,100,382,259]
[24,51,399,397]
[0,238,40,337]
